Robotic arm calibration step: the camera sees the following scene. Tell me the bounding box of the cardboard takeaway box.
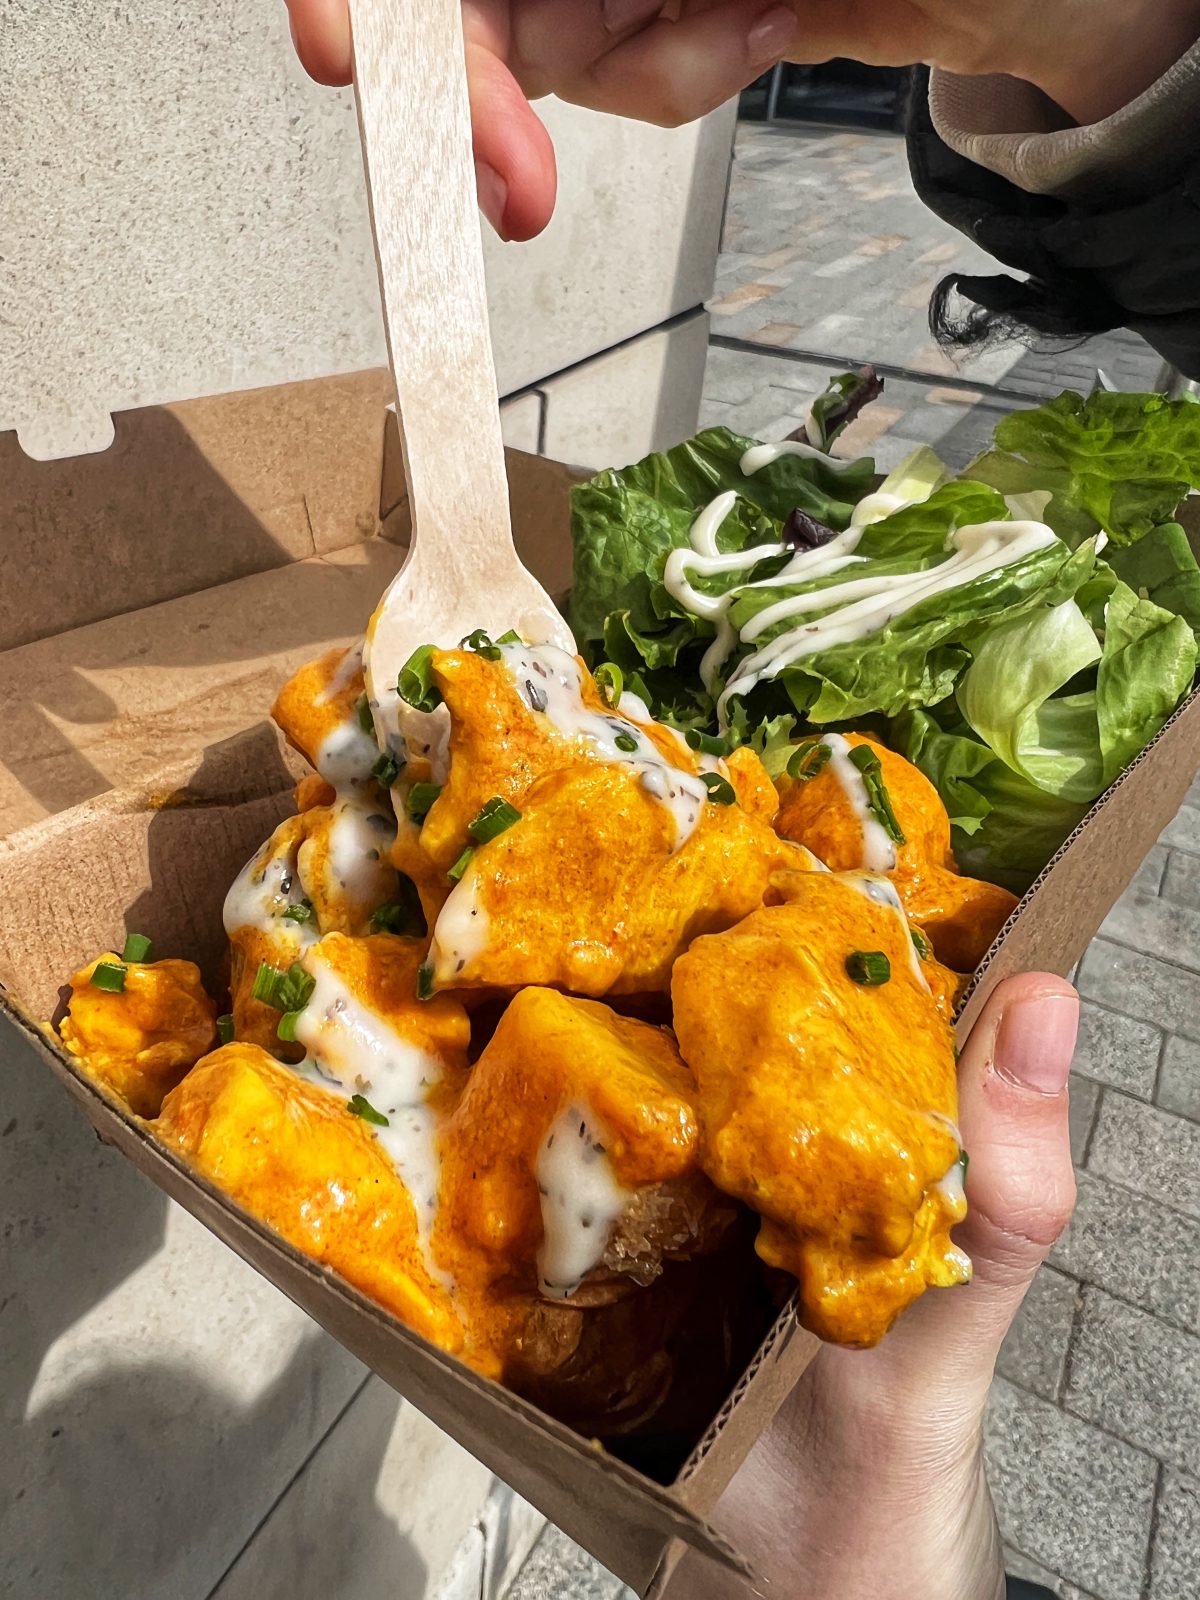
[3,367,1200,1594]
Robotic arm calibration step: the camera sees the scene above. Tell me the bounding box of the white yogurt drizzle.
[315,719,380,788]
[222,840,316,949]
[739,441,865,477]
[823,733,897,873]
[428,870,490,986]
[495,642,711,850]
[840,870,929,992]
[293,945,450,1282]
[535,1102,629,1300]
[320,797,396,912]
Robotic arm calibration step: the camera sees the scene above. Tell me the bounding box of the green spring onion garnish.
[348,1094,390,1127]
[396,645,443,712]
[845,950,891,986]
[468,796,522,843]
[90,962,128,994]
[847,744,905,845]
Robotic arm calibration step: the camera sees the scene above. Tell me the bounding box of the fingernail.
[748,5,796,66]
[474,160,509,240]
[602,0,662,34]
[994,992,1079,1096]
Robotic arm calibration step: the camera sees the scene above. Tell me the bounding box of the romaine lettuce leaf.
[568,427,873,645]
[1102,522,1200,636]
[966,391,1200,546]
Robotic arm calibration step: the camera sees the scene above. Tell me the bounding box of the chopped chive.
[216,1014,236,1045]
[356,694,375,735]
[281,963,315,1012]
[846,950,891,986]
[448,846,475,884]
[848,743,905,844]
[370,879,426,938]
[461,628,501,661]
[910,926,932,961]
[416,962,435,1002]
[406,781,443,822]
[468,795,522,843]
[396,645,443,712]
[348,1093,390,1127]
[702,772,737,806]
[686,728,732,758]
[594,663,623,707]
[496,628,522,645]
[959,1150,970,1178]
[277,1010,303,1044]
[90,962,128,994]
[613,732,640,754]
[251,962,286,1008]
[786,739,832,782]
[283,899,314,925]
[371,752,402,789]
[121,933,153,964]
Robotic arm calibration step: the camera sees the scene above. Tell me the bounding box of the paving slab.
[1076,941,1200,1044]
[1086,1093,1200,1221]
[1064,1290,1200,1476]
[1069,1074,1103,1166]
[985,1378,1157,1600]
[1160,849,1200,909]
[1071,1003,1162,1101]
[1049,1171,1200,1331]
[1156,1035,1200,1121]
[1150,1470,1200,1600]
[997,1266,1080,1402]
[1100,893,1200,978]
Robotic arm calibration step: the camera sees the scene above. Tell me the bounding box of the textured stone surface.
[1070,1074,1102,1166]
[997,1266,1079,1402]
[1150,1470,1200,1600]
[1159,804,1200,856]
[1161,849,1200,909]
[1157,1035,1200,1122]
[1101,894,1200,978]
[1049,1171,1200,1330]
[503,1526,632,1600]
[1087,1094,1200,1221]
[1065,1291,1200,1475]
[1071,1004,1161,1101]
[985,1378,1157,1600]
[1077,941,1200,1043]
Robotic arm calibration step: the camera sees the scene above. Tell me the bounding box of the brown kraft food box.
[2,370,1198,1594]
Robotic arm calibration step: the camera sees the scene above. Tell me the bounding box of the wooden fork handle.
[349,0,516,586]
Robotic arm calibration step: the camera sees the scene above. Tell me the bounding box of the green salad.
[568,374,1200,893]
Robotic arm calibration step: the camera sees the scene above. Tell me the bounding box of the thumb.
[940,972,1079,1365]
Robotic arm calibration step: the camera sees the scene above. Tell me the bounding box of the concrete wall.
[1,4,732,1598]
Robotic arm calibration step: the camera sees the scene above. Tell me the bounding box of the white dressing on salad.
[739,441,865,477]
[293,946,449,1279]
[535,1102,629,1300]
[320,797,396,910]
[716,519,1059,727]
[315,718,381,788]
[495,642,711,849]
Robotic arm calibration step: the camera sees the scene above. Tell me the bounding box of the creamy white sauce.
[716,519,1058,728]
[320,798,396,912]
[535,1102,629,1300]
[428,871,490,986]
[222,838,316,947]
[315,719,380,788]
[739,441,864,477]
[496,642,711,850]
[936,1157,966,1211]
[316,640,365,706]
[825,733,897,873]
[850,489,912,528]
[293,947,448,1277]
[840,870,929,992]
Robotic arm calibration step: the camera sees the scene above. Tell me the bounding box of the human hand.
[286,0,1200,239]
[663,972,1080,1600]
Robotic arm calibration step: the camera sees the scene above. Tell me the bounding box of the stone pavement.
[505,125,1198,1600]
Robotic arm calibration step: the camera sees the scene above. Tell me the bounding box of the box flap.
[0,371,391,652]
